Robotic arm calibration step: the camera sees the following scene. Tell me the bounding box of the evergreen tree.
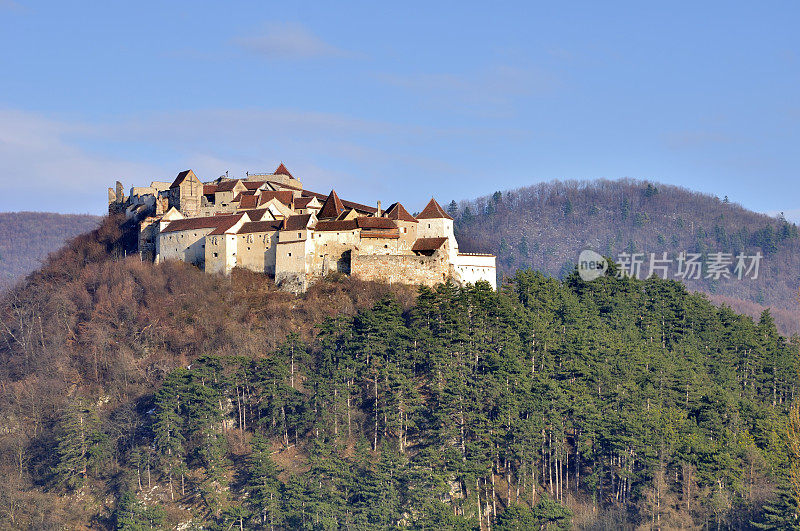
[52,397,106,490]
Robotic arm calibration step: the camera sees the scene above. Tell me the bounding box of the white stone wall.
[451,254,497,289]
[158,228,213,267]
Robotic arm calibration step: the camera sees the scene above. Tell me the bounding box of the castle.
[110,164,496,291]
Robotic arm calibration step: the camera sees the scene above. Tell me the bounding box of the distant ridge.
[0,211,102,290]
[454,178,800,334]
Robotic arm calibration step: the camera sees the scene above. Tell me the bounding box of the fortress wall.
[351,253,448,287]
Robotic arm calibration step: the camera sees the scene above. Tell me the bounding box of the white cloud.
[0,109,158,214]
[234,23,347,60]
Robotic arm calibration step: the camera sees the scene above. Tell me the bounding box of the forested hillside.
[453,180,800,334]
[1,216,798,529]
[0,211,101,291]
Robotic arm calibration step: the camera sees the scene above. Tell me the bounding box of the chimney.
[377,200,382,217]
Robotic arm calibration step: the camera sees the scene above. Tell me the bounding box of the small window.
[428,224,431,228]
[288,252,292,257]
[298,232,302,238]
[213,252,218,257]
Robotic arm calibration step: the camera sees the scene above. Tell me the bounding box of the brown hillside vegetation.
[0,211,102,291]
[0,215,415,526]
[454,178,800,334]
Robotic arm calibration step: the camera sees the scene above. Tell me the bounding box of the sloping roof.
[203,184,218,195]
[232,190,256,202]
[216,180,242,192]
[385,202,418,222]
[208,214,247,235]
[243,181,265,191]
[417,198,453,220]
[240,208,270,221]
[412,237,448,251]
[259,190,293,207]
[318,190,346,219]
[357,217,397,229]
[314,220,359,232]
[282,214,313,231]
[237,220,282,234]
[274,163,294,178]
[301,190,378,214]
[239,195,259,209]
[162,214,238,233]
[170,170,196,189]
[294,196,318,209]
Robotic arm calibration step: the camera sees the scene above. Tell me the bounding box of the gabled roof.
[243,181,266,191]
[203,184,218,195]
[357,217,397,229]
[412,237,448,251]
[162,213,239,233]
[170,170,198,189]
[237,220,283,234]
[259,190,293,207]
[274,163,294,178]
[239,195,259,209]
[216,180,243,192]
[314,220,359,232]
[318,190,346,219]
[294,196,319,209]
[240,208,270,221]
[385,202,418,222]
[282,214,313,231]
[301,190,378,214]
[208,213,248,235]
[417,198,453,220]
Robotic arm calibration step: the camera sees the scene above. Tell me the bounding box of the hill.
[453,179,800,334]
[0,212,102,290]
[0,215,797,529]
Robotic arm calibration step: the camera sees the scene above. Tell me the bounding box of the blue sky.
[0,1,798,219]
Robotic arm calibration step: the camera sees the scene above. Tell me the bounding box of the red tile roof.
[216,180,242,192]
[243,181,265,191]
[294,196,317,209]
[318,190,346,219]
[274,163,294,178]
[170,170,196,189]
[301,190,378,214]
[203,184,218,195]
[412,237,448,251]
[417,198,453,220]
[282,214,313,231]
[356,217,397,229]
[384,202,418,222]
[239,195,259,209]
[237,220,283,234]
[162,214,239,233]
[208,214,247,235]
[259,190,294,207]
[314,220,359,231]
[240,208,270,221]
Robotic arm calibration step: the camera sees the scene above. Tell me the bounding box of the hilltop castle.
[110,164,496,291]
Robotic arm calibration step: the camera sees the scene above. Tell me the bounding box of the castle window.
[298,232,302,238]
[428,224,431,228]
[288,252,292,257]
[213,252,218,257]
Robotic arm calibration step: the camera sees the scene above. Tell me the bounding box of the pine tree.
[52,397,106,490]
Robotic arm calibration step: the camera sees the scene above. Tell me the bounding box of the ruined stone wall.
[351,253,449,287]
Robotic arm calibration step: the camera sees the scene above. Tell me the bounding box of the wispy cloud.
[377,64,561,117]
[234,23,348,60]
